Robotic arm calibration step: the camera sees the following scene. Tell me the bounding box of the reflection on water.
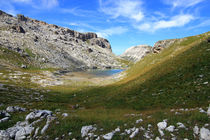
[86,69,124,77]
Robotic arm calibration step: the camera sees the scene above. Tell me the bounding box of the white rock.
[144,131,151,139]
[193,126,199,135]
[157,121,167,130]
[207,106,210,116]
[139,126,145,131]
[114,127,120,132]
[68,132,72,136]
[34,127,39,137]
[125,129,131,134]
[166,125,175,132]
[199,108,206,113]
[0,110,10,118]
[62,113,68,117]
[41,116,55,134]
[0,117,10,123]
[103,132,115,140]
[203,82,208,85]
[26,110,52,120]
[6,106,26,113]
[171,137,176,140]
[158,129,164,137]
[204,124,209,127]
[148,124,152,128]
[136,119,143,124]
[129,128,139,138]
[15,126,34,140]
[81,125,96,138]
[0,130,10,140]
[200,127,210,140]
[177,122,186,129]
[155,137,161,140]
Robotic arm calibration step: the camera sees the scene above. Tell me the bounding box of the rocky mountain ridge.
[120,39,178,62]
[120,45,152,62]
[0,10,122,70]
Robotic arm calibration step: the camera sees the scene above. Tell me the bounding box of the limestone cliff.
[120,45,152,62]
[0,10,121,70]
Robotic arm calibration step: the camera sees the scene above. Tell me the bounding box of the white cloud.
[163,0,205,8]
[96,26,128,38]
[99,0,144,22]
[60,8,97,17]
[41,0,58,9]
[136,14,194,32]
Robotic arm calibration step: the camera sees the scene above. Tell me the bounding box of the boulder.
[153,39,176,53]
[0,117,10,123]
[25,110,52,121]
[103,131,115,140]
[6,106,26,113]
[11,26,25,33]
[15,126,34,140]
[0,110,11,117]
[17,14,27,22]
[81,125,97,138]
[21,64,27,69]
[84,32,97,39]
[200,127,210,140]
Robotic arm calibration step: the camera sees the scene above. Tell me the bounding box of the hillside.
[0,10,123,70]
[0,25,210,140]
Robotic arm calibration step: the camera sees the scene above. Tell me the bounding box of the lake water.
[86,69,124,77]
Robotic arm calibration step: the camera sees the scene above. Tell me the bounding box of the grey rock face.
[120,45,152,62]
[0,10,121,69]
[152,39,176,53]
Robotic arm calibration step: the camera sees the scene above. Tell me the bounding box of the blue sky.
[0,0,210,55]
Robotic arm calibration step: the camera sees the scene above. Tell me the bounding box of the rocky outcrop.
[120,45,152,62]
[0,109,55,140]
[0,10,121,69]
[152,39,177,53]
[120,39,178,62]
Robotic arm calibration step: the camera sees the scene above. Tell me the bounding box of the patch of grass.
[25,48,35,58]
